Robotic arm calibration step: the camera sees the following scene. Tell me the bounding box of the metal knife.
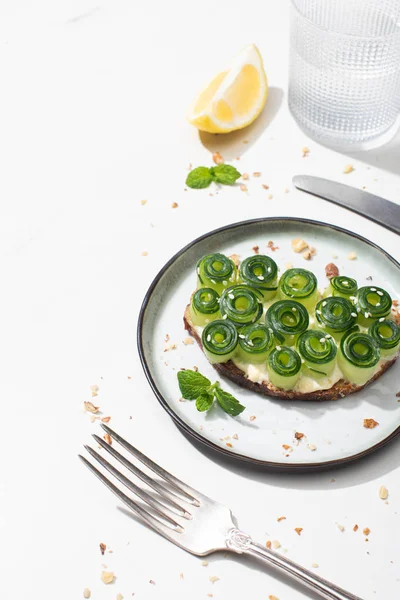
[292,175,400,236]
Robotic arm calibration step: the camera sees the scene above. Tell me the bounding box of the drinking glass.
[289,0,400,150]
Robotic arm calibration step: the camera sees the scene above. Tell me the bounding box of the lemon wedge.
[187,44,268,134]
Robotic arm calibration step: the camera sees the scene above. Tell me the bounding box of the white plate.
[138,218,400,469]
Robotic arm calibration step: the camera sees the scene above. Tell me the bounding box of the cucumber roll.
[266,300,309,346]
[190,288,221,326]
[296,329,337,378]
[202,320,238,364]
[369,319,400,357]
[315,297,357,340]
[278,268,319,310]
[338,331,380,385]
[196,253,236,294]
[355,286,392,327]
[239,255,278,302]
[237,323,275,364]
[267,346,302,390]
[220,285,263,327]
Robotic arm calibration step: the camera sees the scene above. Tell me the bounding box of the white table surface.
[1,1,399,599]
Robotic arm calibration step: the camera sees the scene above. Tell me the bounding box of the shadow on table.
[198,87,284,162]
[336,127,400,177]
[179,424,400,491]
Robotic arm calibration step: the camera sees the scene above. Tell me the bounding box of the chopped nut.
[104,433,112,445]
[240,184,248,192]
[379,486,389,500]
[295,527,303,536]
[164,343,177,352]
[364,418,379,429]
[262,184,270,190]
[292,238,308,253]
[325,263,339,279]
[269,596,279,600]
[90,415,99,423]
[117,595,124,600]
[396,391,400,398]
[266,541,272,549]
[83,589,91,599]
[201,561,209,567]
[348,252,357,260]
[343,164,354,174]
[285,262,293,270]
[268,193,273,200]
[180,573,184,580]
[226,442,233,448]
[171,202,178,209]
[183,337,194,345]
[336,524,345,532]
[141,251,148,256]
[249,415,256,421]
[363,527,371,536]
[302,249,312,260]
[212,152,224,165]
[253,172,261,177]
[209,576,220,584]
[252,245,259,254]
[310,247,316,256]
[140,199,147,205]
[232,433,239,440]
[312,563,319,568]
[165,334,170,342]
[267,240,279,251]
[149,580,156,585]
[277,516,286,522]
[295,432,305,440]
[272,540,281,549]
[101,416,111,423]
[282,444,293,452]
[242,173,249,180]
[308,444,317,451]
[229,254,241,267]
[101,571,115,584]
[84,401,100,414]
[302,146,310,157]
[284,187,289,193]
[353,524,359,532]
[100,542,107,555]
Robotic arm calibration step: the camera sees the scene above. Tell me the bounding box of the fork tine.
[93,435,193,515]
[79,454,184,543]
[101,424,200,506]
[85,446,186,528]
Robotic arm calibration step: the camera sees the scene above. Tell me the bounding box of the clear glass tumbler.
[289,0,400,150]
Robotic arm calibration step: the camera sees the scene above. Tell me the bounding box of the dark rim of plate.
[137,217,400,471]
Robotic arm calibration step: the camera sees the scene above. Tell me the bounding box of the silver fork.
[80,424,362,600]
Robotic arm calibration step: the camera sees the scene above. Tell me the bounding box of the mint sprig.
[186,164,241,189]
[177,370,245,417]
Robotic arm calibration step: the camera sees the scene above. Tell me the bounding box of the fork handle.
[227,529,363,600]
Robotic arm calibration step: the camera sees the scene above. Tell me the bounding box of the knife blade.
[292,175,400,236]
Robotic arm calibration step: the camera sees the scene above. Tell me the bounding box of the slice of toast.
[184,304,397,402]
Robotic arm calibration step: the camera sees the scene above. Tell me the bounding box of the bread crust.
[184,304,397,402]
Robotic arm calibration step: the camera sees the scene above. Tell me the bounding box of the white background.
[0,1,399,599]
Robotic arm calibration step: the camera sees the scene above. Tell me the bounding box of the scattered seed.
[268,193,273,199]
[140,199,147,205]
[83,589,91,599]
[249,415,256,421]
[84,401,99,414]
[343,164,354,174]
[272,540,281,549]
[242,173,249,180]
[348,252,357,260]
[209,576,220,584]
[101,571,115,584]
[212,152,224,165]
[141,251,148,256]
[240,184,248,192]
[336,524,345,532]
[117,595,124,600]
[379,486,389,500]
[312,563,319,568]
[253,172,261,177]
[202,561,209,567]
[183,337,194,345]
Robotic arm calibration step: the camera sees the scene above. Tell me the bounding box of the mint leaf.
[186,167,212,189]
[215,387,245,416]
[177,370,211,399]
[211,164,241,185]
[195,392,214,412]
